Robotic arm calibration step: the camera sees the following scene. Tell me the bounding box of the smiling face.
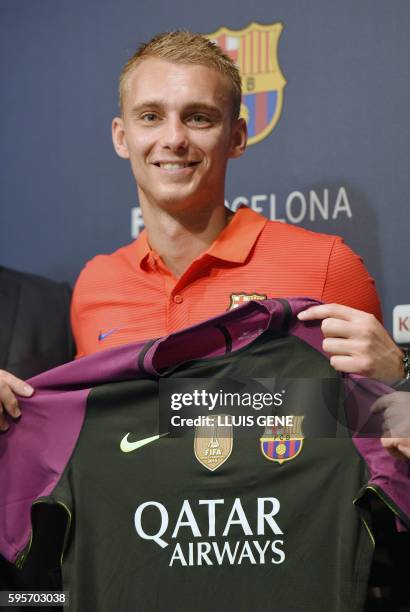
[112,58,247,214]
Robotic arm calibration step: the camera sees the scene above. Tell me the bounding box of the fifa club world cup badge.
[194,416,233,472]
[260,416,304,464]
[206,22,286,146]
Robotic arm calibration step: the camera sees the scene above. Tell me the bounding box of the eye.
[188,114,211,126]
[140,112,159,123]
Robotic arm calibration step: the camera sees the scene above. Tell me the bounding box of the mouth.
[153,161,200,171]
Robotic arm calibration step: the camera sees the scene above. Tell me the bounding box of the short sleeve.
[321,238,382,322]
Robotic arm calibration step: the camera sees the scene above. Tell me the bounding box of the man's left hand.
[297,303,404,382]
[371,391,410,460]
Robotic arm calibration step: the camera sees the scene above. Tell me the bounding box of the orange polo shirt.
[71,207,381,357]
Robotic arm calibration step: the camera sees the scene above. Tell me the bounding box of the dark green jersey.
[2,299,409,612]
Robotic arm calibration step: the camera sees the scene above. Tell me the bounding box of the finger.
[0,383,21,418]
[381,438,410,461]
[382,415,410,437]
[0,405,9,432]
[298,303,358,322]
[397,441,410,460]
[329,355,358,373]
[329,355,374,375]
[0,370,33,397]
[371,395,392,413]
[321,319,354,339]
[322,337,354,356]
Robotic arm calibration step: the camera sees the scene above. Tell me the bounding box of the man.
[0,266,74,606]
[0,266,74,430]
[69,33,409,608]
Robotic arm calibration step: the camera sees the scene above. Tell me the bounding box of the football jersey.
[1,298,409,612]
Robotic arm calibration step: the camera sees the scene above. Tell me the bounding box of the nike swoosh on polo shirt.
[98,328,119,341]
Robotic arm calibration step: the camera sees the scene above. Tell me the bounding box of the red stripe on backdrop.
[288,440,295,457]
[257,31,261,73]
[230,50,238,63]
[250,32,254,74]
[218,35,226,50]
[268,441,274,457]
[255,93,267,133]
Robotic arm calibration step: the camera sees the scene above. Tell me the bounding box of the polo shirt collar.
[132,206,267,269]
[133,230,151,269]
[206,206,267,263]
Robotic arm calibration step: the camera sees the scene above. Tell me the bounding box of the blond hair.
[119,31,242,118]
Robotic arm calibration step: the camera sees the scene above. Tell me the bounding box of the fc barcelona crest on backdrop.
[206,22,286,145]
[260,416,304,464]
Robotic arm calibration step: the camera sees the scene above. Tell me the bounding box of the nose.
[160,115,188,151]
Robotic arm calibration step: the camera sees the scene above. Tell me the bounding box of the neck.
[141,200,231,278]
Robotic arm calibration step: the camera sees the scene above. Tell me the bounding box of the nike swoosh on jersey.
[98,328,119,341]
[120,432,168,453]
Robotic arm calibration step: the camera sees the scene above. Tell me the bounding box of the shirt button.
[173,294,183,304]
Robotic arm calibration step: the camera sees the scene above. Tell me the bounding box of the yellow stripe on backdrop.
[260,31,267,73]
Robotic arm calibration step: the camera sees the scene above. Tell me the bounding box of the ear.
[112,117,130,159]
[229,118,247,159]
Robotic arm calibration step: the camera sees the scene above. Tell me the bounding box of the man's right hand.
[0,370,33,431]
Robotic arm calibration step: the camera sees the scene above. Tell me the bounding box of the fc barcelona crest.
[194,416,233,472]
[260,416,304,464]
[229,293,267,310]
[206,22,286,145]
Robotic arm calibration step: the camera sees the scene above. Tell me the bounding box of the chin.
[153,189,200,210]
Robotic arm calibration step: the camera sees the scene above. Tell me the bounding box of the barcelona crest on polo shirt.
[260,416,304,464]
[229,293,267,309]
[206,22,287,145]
